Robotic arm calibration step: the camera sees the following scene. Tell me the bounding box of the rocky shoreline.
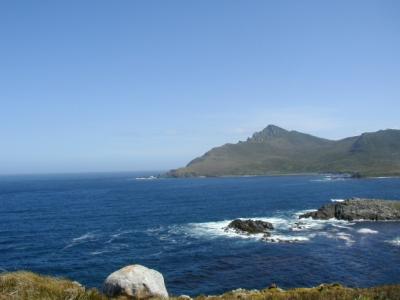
[221,198,400,243]
[299,198,400,221]
[3,198,400,299]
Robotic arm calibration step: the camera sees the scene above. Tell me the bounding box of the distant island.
[167,125,400,178]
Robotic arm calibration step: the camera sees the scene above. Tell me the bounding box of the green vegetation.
[0,271,106,300]
[196,284,400,300]
[1,272,400,300]
[167,125,400,178]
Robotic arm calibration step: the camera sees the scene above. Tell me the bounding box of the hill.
[167,125,400,177]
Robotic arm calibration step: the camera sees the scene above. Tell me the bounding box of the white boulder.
[103,264,168,299]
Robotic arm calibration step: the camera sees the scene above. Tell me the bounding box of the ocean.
[1,173,400,296]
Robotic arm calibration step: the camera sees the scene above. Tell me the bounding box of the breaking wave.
[63,231,101,249]
[357,228,379,234]
[146,210,374,246]
[63,229,134,253]
[387,237,400,246]
[331,198,345,202]
[72,232,98,243]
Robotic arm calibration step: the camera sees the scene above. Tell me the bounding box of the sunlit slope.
[167,125,400,177]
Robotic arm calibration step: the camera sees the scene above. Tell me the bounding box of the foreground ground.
[1,271,400,300]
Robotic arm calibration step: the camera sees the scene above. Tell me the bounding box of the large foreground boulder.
[226,219,274,234]
[300,198,400,221]
[103,265,168,299]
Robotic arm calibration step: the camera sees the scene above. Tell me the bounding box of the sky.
[1,0,399,174]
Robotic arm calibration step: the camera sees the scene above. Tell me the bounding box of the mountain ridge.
[167,125,400,177]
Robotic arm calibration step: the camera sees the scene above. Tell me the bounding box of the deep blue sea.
[1,173,400,296]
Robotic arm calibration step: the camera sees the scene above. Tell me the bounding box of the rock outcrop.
[103,264,168,299]
[226,219,274,235]
[299,198,400,221]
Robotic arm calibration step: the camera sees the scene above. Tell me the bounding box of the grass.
[1,272,400,300]
[0,271,106,300]
[195,284,400,300]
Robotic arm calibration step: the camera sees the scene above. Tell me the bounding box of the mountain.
[166,125,400,177]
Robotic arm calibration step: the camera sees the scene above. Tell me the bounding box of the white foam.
[336,232,355,246]
[310,179,332,182]
[357,228,378,234]
[311,176,346,182]
[111,230,133,238]
[105,230,134,244]
[89,243,129,255]
[170,208,361,245]
[90,250,108,255]
[293,209,316,216]
[72,232,98,242]
[290,219,326,231]
[331,198,345,202]
[317,232,336,239]
[63,232,100,249]
[135,176,157,180]
[184,214,321,243]
[291,210,327,230]
[293,210,354,231]
[331,223,354,230]
[189,217,291,236]
[387,237,400,246]
[186,220,259,240]
[263,234,311,243]
[317,231,355,246]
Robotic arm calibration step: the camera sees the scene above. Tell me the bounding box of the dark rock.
[226,219,274,234]
[299,198,400,221]
[292,222,308,230]
[262,232,272,238]
[300,204,336,220]
[351,172,363,179]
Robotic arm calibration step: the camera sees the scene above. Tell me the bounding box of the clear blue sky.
[1,0,399,174]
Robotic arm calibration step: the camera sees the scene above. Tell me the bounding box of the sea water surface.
[1,173,400,296]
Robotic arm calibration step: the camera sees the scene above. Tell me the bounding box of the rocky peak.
[248,125,288,142]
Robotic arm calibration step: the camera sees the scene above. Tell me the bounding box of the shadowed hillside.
[167,125,400,177]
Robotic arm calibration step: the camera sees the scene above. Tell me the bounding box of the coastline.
[162,172,400,179]
[4,178,400,298]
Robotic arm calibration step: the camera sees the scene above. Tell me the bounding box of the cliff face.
[167,125,400,177]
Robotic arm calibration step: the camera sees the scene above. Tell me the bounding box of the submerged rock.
[262,236,305,243]
[299,198,400,221]
[226,219,274,234]
[103,264,168,299]
[292,221,308,230]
